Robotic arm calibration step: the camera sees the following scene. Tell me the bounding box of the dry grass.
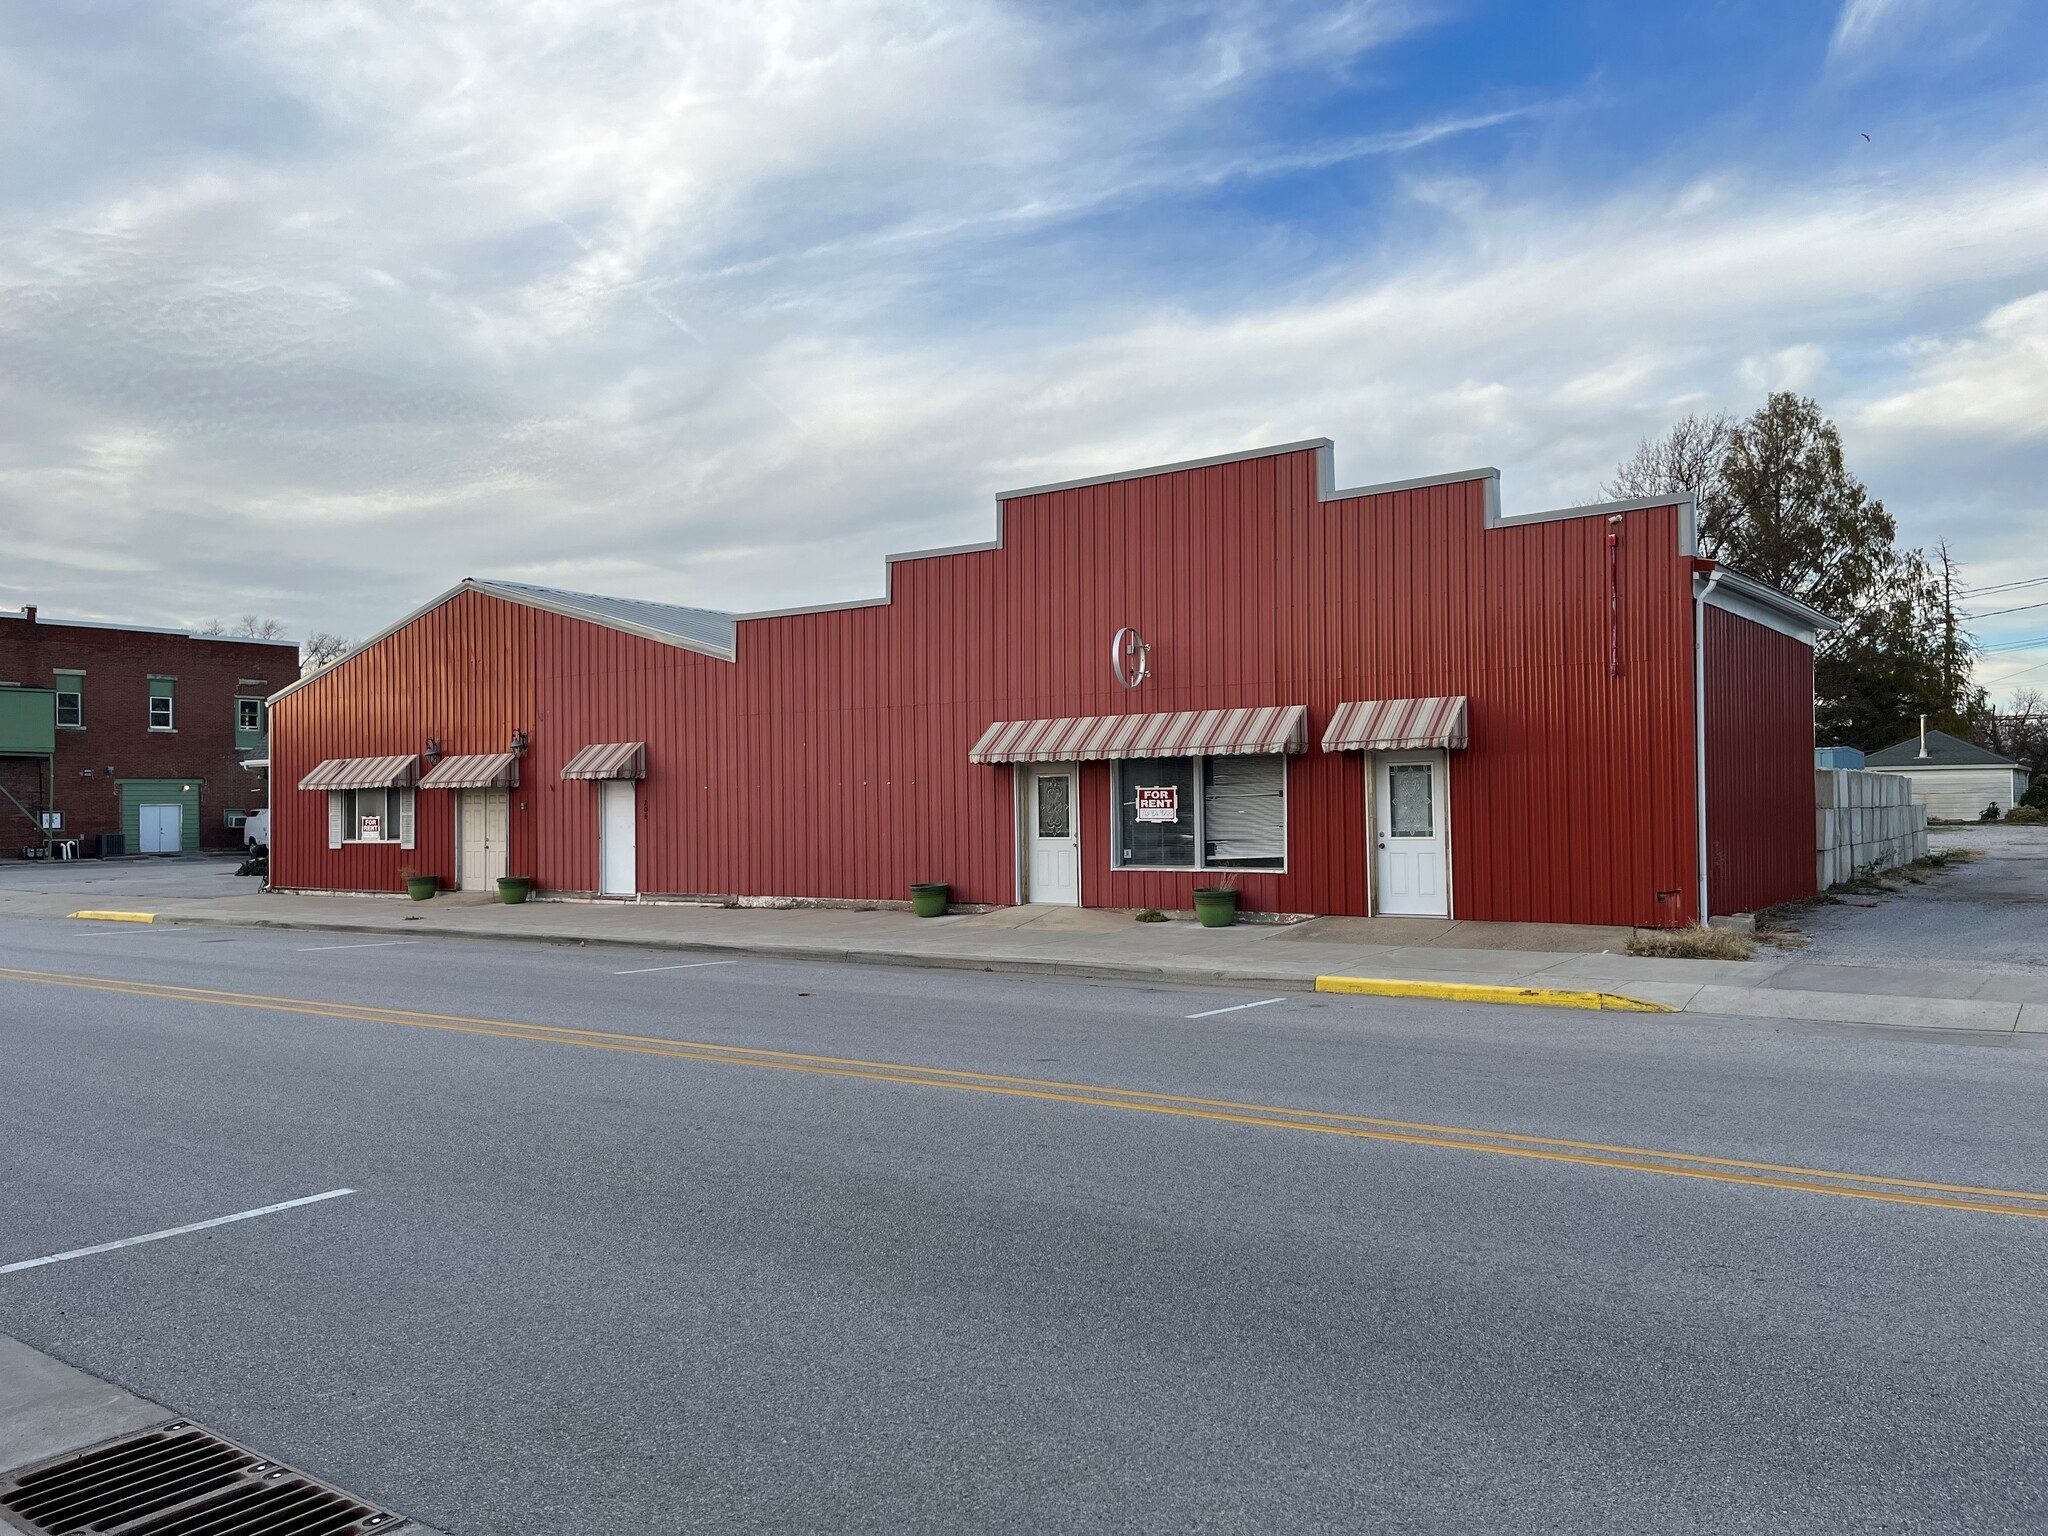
[1626,927,1755,961]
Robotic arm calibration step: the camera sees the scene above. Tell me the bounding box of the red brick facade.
[0,609,299,855]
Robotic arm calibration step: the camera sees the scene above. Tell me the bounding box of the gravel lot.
[1789,823,2048,973]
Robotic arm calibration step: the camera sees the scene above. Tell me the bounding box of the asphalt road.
[2,916,2043,1533]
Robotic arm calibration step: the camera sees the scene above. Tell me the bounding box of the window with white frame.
[236,697,262,733]
[54,673,83,728]
[148,678,175,730]
[1113,754,1286,871]
[327,787,415,846]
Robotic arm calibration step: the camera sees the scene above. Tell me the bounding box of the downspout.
[1693,566,1724,927]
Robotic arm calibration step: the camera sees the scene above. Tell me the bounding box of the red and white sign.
[359,815,382,841]
[1133,785,1178,823]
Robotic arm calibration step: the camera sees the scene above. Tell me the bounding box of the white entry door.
[457,787,510,891]
[599,780,637,896]
[139,804,182,854]
[1374,752,1449,917]
[1025,766,1080,906]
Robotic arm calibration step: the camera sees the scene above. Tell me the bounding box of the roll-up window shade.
[1203,754,1285,863]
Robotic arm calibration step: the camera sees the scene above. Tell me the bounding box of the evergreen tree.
[1608,392,1977,751]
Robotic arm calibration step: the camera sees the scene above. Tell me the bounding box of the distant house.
[0,605,300,856]
[1864,729,2030,820]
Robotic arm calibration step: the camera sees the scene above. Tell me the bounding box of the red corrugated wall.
[1702,604,1816,915]
[275,446,1704,925]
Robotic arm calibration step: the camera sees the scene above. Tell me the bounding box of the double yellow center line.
[7,964,2046,1221]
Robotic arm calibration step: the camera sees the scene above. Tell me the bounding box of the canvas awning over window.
[419,752,519,790]
[560,742,647,780]
[970,705,1308,764]
[297,755,418,791]
[1321,696,1469,752]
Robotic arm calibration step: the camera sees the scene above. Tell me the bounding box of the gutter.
[1693,565,1724,925]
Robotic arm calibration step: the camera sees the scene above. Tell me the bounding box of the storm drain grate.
[0,1420,403,1535]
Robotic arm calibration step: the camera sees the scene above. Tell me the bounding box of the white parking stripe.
[0,1189,357,1275]
[294,941,417,952]
[1184,998,1287,1019]
[613,960,740,974]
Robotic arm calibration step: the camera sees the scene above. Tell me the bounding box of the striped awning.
[970,705,1308,765]
[297,755,417,791]
[560,742,646,780]
[419,752,519,790]
[1321,696,1470,752]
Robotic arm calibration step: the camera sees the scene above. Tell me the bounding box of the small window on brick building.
[235,696,263,745]
[55,672,83,728]
[149,677,175,730]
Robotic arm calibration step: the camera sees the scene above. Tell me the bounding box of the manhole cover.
[1,1420,405,1535]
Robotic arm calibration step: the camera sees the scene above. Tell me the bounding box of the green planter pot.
[405,876,439,902]
[1192,887,1239,928]
[910,882,950,918]
[497,876,533,905]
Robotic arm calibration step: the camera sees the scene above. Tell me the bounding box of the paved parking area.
[0,853,251,902]
[1791,824,2048,973]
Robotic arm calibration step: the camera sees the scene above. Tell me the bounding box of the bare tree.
[1602,412,1732,503]
[299,631,353,671]
[197,615,290,640]
[1980,687,2048,785]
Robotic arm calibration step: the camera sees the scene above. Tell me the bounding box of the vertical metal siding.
[1703,605,1817,915]
[276,447,1705,925]
[272,591,537,890]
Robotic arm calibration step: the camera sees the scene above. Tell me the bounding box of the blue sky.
[2,0,2045,695]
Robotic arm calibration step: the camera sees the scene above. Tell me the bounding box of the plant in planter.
[497,875,534,904]
[910,881,950,918]
[1191,872,1240,928]
[399,864,439,901]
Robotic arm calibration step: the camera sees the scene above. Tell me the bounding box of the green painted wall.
[118,778,202,853]
[234,697,265,751]
[0,688,56,755]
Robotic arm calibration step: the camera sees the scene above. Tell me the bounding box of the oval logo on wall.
[1110,627,1151,690]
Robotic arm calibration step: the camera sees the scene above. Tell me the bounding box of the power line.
[1964,573,2048,597]
[1962,599,2048,620]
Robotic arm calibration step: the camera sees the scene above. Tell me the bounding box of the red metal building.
[268,440,1833,925]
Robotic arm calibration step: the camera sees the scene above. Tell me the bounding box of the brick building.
[0,606,300,856]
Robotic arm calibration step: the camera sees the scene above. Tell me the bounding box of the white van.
[243,808,270,853]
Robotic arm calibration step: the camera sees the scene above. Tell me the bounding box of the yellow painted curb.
[1315,975,1674,1013]
[67,910,157,924]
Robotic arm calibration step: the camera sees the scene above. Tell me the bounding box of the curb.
[154,913,1325,994]
[1315,975,1675,1013]
[66,911,157,924]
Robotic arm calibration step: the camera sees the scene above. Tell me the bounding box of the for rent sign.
[1133,785,1179,823]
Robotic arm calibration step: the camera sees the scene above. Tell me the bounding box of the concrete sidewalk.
[5,884,2043,1035]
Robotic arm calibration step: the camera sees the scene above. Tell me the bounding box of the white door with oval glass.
[1025,766,1080,906]
[1374,752,1448,917]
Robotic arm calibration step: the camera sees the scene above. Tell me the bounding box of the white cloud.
[0,0,2044,672]
[1857,291,2048,441]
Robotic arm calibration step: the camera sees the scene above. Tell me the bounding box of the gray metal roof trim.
[1706,567,1843,633]
[1484,490,1700,557]
[267,576,740,710]
[472,580,736,658]
[265,584,470,709]
[993,439,1334,502]
[735,596,893,623]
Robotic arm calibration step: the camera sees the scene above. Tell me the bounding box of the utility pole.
[1938,540,1958,715]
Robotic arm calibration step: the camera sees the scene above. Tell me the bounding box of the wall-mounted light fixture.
[509,729,529,757]
[423,737,443,761]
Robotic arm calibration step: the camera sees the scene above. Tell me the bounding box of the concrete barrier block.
[1816,771,1839,809]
